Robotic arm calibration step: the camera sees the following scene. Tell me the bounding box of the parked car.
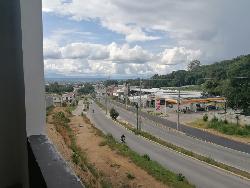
[206,105,216,110]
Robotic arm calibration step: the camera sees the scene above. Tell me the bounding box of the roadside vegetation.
[109,108,119,120]
[116,120,250,180]
[45,82,74,94]
[80,113,195,188]
[51,110,112,188]
[195,116,250,137]
[99,134,194,188]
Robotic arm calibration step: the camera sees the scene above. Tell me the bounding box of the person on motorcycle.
[121,134,126,143]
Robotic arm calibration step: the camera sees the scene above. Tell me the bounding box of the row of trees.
[45,82,74,94]
[77,83,95,95]
[123,55,250,115]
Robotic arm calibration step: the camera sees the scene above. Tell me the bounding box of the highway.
[87,102,250,188]
[107,99,250,154]
[103,100,250,172]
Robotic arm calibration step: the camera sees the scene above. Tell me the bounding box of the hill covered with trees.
[126,55,250,115]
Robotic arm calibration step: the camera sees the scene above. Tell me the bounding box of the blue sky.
[42,0,250,78]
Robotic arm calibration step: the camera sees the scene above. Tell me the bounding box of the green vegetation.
[117,120,250,180]
[45,82,73,94]
[82,113,194,187]
[51,111,112,188]
[102,134,194,188]
[78,83,95,95]
[203,114,208,122]
[109,108,119,120]
[126,172,135,180]
[123,54,250,115]
[205,118,250,137]
[142,154,151,161]
[147,111,163,116]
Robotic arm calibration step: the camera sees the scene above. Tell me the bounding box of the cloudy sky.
[42,0,250,78]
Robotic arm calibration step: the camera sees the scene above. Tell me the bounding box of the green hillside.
[127,55,250,115]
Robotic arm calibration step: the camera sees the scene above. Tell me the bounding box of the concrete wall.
[0,1,29,187]
[20,0,45,136]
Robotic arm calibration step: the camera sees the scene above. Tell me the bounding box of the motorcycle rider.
[121,134,126,143]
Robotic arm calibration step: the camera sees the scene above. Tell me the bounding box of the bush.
[177,173,185,181]
[110,107,119,120]
[142,154,151,161]
[203,114,208,122]
[72,152,80,164]
[211,117,218,122]
[52,112,70,127]
[126,172,135,180]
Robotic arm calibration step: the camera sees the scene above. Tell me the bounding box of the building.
[52,94,62,107]
[62,92,75,104]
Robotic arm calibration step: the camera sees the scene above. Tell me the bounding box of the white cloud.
[160,47,202,66]
[43,39,62,59]
[61,43,109,60]
[43,38,201,76]
[43,0,250,61]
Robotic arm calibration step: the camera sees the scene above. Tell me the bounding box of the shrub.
[72,152,80,164]
[176,173,185,181]
[223,119,228,124]
[142,154,151,161]
[211,116,218,122]
[203,114,208,122]
[126,172,135,180]
[52,112,70,127]
[110,107,119,120]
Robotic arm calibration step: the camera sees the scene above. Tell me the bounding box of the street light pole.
[177,88,180,131]
[136,103,139,130]
[105,86,108,115]
[139,78,142,131]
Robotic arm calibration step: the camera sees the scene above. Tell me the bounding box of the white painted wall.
[21,0,45,136]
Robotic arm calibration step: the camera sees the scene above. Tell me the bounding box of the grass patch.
[102,134,194,188]
[208,119,250,137]
[51,110,113,187]
[116,119,250,180]
[192,118,250,137]
[126,172,135,180]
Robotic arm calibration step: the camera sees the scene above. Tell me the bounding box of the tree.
[45,82,74,94]
[110,107,119,120]
[78,83,95,95]
[187,60,201,71]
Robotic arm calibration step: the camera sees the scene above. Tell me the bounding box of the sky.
[42,0,250,79]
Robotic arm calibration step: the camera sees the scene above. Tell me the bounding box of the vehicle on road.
[121,134,126,143]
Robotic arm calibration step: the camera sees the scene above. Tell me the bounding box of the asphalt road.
[87,102,250,188]
[108,100,250,154]
[104,101,250,172]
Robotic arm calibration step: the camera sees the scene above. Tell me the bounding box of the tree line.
[115,55,250,115]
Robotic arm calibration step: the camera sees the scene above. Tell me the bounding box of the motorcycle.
[121,134,126,143]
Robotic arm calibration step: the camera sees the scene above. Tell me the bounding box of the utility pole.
[177,88,180,131]
[105,85,108,115]
[139,78,142,131]
[125,82,128,109]
[136,103,139,130]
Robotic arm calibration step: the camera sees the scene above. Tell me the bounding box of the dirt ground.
[46,108,167,188]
